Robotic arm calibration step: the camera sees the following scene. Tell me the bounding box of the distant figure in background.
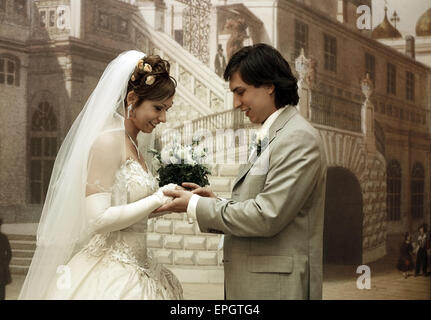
[225,17,248,60]
[0,218,12,300]
[397,232,414,279]
[415,224,428,277]
[214,44,226,78]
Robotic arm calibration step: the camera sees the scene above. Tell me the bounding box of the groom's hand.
[153,189,193,213]
[182,182,217,198]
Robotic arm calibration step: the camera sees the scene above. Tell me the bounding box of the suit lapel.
[232,106,299,188]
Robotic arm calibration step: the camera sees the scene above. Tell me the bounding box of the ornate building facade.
[1,0,430,278]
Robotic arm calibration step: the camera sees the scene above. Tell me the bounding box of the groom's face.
[229,71,277,124]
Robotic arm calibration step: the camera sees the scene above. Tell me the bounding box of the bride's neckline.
[126,132,141,160]
[124,157,151,176]
[123,130,150,174]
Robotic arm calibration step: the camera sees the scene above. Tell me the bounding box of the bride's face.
[132,95,173,133]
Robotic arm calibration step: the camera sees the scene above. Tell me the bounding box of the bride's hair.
[126,54,177,106]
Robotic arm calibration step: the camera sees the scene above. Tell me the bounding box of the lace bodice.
[114,158,158,203]
[82,158,160,274]
[112,158,159,231]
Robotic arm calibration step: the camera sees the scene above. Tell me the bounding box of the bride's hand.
[181,182,217,198]
[149,197,175,219]
[149,210,169,219]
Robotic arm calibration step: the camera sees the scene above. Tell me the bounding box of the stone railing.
[371,92,428,127]
[310,90,362,133]
[155,108,255,150]
[132,15,229,115]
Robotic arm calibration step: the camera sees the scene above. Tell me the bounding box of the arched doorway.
[324,167,363,265]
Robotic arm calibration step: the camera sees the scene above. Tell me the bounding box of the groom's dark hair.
[224,43,299,108]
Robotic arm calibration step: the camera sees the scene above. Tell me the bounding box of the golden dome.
[416,8,431,36]
[372,7,402,39]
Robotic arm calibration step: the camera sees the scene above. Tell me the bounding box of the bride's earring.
[127,104,133,119]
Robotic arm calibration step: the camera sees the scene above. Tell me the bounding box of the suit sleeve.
[196,129,322,237]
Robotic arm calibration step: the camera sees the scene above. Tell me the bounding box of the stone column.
[295,49,314,120]
[361,73,375,153]
[165,4,174,38]
[70,0,82,38]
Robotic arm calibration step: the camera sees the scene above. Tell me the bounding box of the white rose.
[161,147,172,164]
[182,146,195,165]
[185,153,196,165]
[193,145,206,162]
[173,145,185,161]
[170,156,180,164]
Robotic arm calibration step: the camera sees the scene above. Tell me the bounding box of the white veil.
[19,50,151,299]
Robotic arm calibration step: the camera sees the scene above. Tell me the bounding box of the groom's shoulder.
[271,115,323,157]
[282,111,320,139]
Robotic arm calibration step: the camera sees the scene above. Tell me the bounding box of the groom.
[155,43,327,300]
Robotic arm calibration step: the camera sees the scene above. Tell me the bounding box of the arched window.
[29,101,58,204]
[411,162,424,219]
[0,54,20,86]
[387,160,401,221]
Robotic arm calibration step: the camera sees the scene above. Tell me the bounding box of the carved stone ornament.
[361,73,374,101]
[295,48,315,88]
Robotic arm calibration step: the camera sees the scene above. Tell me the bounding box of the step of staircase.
[12,250,35,259]
[7,234,36,241]
[11,257,33,267]
[10,265,29,275]
[10,240,36,251]
[7,234,37,276]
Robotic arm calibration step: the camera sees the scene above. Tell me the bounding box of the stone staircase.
[131,15,231,130]
[7,234,36,275]
[6,163,240,283]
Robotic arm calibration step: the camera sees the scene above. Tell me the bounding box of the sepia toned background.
[0,0,430,299]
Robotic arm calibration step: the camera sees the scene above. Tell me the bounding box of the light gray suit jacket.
[196,106,327,300]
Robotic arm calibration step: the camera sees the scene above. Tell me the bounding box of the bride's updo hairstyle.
[126,54,177,106]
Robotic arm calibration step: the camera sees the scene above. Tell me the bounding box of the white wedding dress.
[44,158,184,300]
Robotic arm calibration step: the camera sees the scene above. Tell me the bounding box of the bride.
[19,50,183,299]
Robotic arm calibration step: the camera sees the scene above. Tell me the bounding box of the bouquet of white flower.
[148,137,211,188]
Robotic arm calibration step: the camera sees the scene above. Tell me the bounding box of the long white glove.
[85,183,177,234]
